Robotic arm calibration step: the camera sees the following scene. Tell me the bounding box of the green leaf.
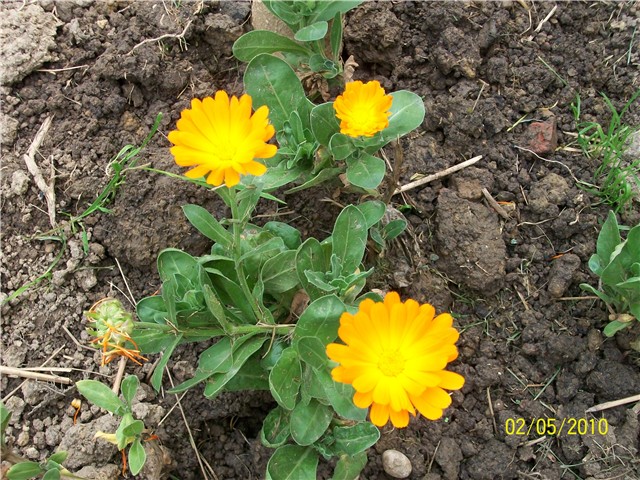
[296,336,330,370]
[7,462,45,480]
[311,103,340,147]
[157,249,200,283]
[290,399,333,446]
[264,222,303,250]
[297,238,331,300]
[169,337,234,393]
[262,250,300,294]
[285,167,343,193]
[332,205,368,273]
[42,469,60,480]
[330,11,343,61]
[150,334,183,391]
[182,204,232,248]
[321,369,367,421]
[202,284,230,331]
[603,320,630,337]
[329,133,356,160]
[204,335,267,398]
[1,401,11,445]
[262,0,300,27]
[363,90,426,151]
[269,347,302,410]
[76,380,127,415]
[597,211,622,265]
[308,0,364,23]
[355,200,386,229]
[245,54,313,131]
[333,423,380,455]
[47,452,68,465]
[266,445,319,480]
[383,219,407,240]
[346,153,385,190]
[332,451,368,480]
[233,30,311,62]
[224,351,270,391]
[122,419,144,438]
[294,295,345,345]
[261,406,291,448]
[294,21,328,42]
[128,438,147,476]
[120,375,139,408]
[136,295,168,324]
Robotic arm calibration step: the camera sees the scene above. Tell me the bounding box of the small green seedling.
[76,375,148,476]
[580,211,640,338]
[571,90,640,212]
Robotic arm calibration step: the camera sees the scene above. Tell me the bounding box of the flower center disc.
[378,350,406,377]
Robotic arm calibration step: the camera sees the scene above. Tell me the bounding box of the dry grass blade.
[585,394,640,413]
[394,155,483,194]
[0,365,72,385]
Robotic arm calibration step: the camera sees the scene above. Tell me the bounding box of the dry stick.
[2,345,66,402]
[111,356,128,394]
[481,188,510,220]
[0,365,72,385]
[393,155,483,195]
[557,295,599,301]
[127,19,193,55]
[532,5,557,34]
[165,367,218,480]
[23,115,56,227]
[585,394,640,413]
[487,388,498,436]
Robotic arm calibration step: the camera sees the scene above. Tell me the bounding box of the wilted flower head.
[326,292,464,428]
[85,298,147,366]
[168,91,277,187]
[333,80,393,138]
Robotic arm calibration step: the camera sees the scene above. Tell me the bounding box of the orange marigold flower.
[168,91,277,188]
[333,80,393,138]
[326,292,464,428]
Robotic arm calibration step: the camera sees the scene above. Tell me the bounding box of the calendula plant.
[125,89,464,478]
[76,376,149,476]
[233,0,363,90]
[2,402,73,480]
[580,211,640,339]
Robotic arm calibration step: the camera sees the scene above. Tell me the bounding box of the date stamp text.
[504,417,609,437]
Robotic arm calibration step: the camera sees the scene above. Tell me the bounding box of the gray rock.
[58,414,120,469]
[382,449,412,479]
[0,4,61,85]
[10,171,30,196]
[547,253,581,298]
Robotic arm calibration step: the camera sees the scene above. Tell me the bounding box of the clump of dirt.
[2,1,640,479]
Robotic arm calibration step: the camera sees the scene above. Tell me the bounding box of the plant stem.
[228,188,267,323]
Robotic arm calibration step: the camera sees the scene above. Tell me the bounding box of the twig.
[533,5,557,34]
[481,188,510,220]
[0,365,72,385]
[127,19,192,55]
[23,116,56,227]
[165,367,218,480]
[393,155,483,195]
[556,295,599,301]
[2,346,65,402]
[585,394,640,413]
[114,257,136,308]
[36,64,90,74]
[487,388,498,435]
[63,325,98,353]
[111,356,127,394]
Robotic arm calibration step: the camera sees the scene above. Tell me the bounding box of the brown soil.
[1,1,639,479]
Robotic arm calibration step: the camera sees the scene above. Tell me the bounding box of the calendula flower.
[333,80,393,138]
[168,91,277,187]
[326,292,464,428]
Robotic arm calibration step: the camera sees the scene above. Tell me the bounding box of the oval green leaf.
[267,445,319,480]
[294,21,328,42]
[290,399,333,446]
[233,30,311,62]
[76,380,126,415]
[269,347,302,410]
[346,153,385,190]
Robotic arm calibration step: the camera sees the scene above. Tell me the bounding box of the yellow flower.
[333,80,393,138]
[326,292,464,428]
[168,91,277,187]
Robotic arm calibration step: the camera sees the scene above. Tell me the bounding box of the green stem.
[228,188,266,323]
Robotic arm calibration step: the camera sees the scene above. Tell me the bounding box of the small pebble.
[382,449,412,479]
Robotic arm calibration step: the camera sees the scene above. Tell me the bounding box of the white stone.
[382,449,412,479]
